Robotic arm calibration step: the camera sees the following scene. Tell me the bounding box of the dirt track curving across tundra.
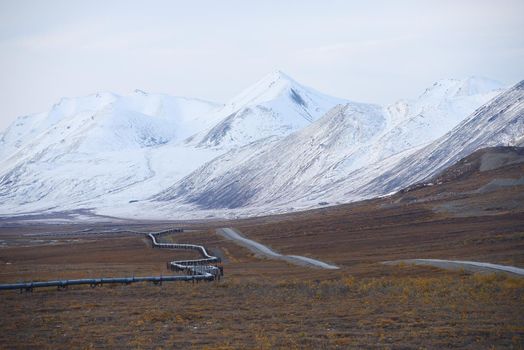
[384,259,524,276]
[217,227,339,269]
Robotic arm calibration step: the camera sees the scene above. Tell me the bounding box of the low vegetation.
[1,272,522,349]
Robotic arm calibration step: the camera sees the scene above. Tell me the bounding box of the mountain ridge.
[185,70,351,149]
[0,72,516,220]
[152,76,510,214]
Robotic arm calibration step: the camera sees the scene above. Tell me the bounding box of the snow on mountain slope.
[1,91,220,159]
[0,91,222,214]
[325,78,505,178]
[113,90,223,142]
[0,92,118,162]
[152,77,506,213]
[156,102,386,209]
[186,70,349,149]
[374,77,505,161]
[349,79,524,198]
[285,80,521,208]
[0,143,222,215]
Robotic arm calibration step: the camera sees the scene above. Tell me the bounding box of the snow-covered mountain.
[0,72,349,215]
[0,73,517,220]
[154,77,507,212]
[374,77,504,161]
[0,91,222,213]
[0,90,220,161]
[350,79,524,198]
[156,102,386,208]
[186,70,349,149]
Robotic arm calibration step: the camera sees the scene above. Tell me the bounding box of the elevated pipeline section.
[0,228,222,292]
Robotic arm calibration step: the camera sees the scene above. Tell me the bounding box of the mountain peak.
[454,76,505,96]
[224,70,303,109]
[260,70,295,84]
[190,70,349,149]
[252,70,300,93]
[420,76,504,100]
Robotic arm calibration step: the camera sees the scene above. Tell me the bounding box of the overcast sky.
[0,0,523,131]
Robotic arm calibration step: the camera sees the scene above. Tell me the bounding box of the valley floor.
[1,267,522,349]
[0,215,522,348]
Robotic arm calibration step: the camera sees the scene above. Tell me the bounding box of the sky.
[0,0,523,131]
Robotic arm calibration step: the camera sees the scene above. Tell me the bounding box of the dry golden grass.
[0,273,522,349]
